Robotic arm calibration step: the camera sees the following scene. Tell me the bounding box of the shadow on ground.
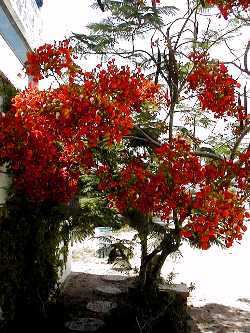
[190,301,250,333]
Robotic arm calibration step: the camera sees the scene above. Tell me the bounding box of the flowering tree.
[73,0,249,291]
[0,0,249,296]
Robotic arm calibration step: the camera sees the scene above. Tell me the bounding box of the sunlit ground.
[72,227,250,309]
[164,230,250,311]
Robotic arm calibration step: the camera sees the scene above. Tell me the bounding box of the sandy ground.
[70,228,250,333]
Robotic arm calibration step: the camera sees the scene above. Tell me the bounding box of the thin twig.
[230,126,250,160]
[136,316,143,333]
[244,40,250,75]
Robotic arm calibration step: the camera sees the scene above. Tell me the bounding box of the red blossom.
[151,0,160,5]
[187,52,244,120]
[204,0,250,19]
[98,137,249,249]
[0,42,159,203]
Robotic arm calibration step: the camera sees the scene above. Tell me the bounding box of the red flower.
[203,0,249,19]
[187,51,244,120]
[0,42,160,204]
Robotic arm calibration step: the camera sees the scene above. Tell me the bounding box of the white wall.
[59,246,72,283]
[0,165,11,207]
[2,0,43,48]
[0,35,28,89]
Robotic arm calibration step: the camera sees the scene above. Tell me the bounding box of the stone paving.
[86,301,117,314]
[65,318,105,332]
[95,285,123,296]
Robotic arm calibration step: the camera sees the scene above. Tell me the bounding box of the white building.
[0,0,43,89]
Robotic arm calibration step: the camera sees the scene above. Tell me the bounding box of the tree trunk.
[138,228,150,290]
[138,232,181,295]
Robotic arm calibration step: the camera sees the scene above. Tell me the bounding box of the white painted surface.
[0,35,28,89]
[2,0,43,48]
[0,165,11,206]
[59,245,72,283]
[162,230,250,310]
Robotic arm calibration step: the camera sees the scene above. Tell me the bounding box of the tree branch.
[208,24,245,51]
[97,0,105,12]
[174,4,198,50]
[193,151,224,161]
[244,39,250,75]
[134,126,161,148]
[230,126,250,160]
[224,61,250,77]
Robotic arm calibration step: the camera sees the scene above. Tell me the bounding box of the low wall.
[0,165,11,207]
[59,244,72,283]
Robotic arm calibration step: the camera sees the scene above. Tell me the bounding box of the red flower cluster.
[176,154,249,249]
[187,52,244,119]
[151,0,160,5]
[0,89,87,203]
[225,150,250,194]
[183,154,249,249]
[204,0,249,19]
[25,40,75,82]
[182,187,247,249]
[98,138,249,249]
[98,158,153,213]
[0,42,159,203]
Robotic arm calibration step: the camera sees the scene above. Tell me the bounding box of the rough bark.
[138,230,181,295]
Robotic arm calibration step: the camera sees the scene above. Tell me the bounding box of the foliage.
[0,186,110,322]
[0,195,70,321]
[71,174,125,239]
[0,77,18,114]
